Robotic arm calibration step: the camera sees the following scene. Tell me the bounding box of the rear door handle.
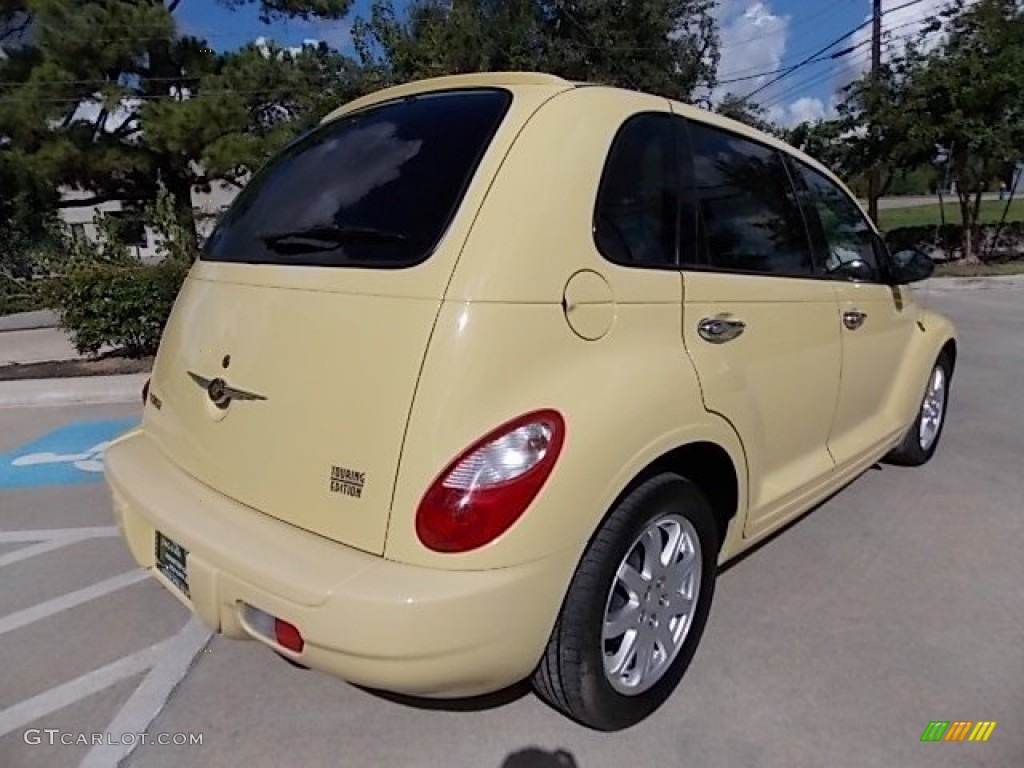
[843,310,868,331]
[698,315,746,344]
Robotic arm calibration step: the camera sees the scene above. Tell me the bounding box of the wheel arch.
[598,439,744,560]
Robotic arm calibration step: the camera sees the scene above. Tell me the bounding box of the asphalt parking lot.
[1,283,1021,768]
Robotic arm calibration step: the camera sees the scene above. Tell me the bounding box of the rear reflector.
[242,603,305,654]
[274,618,305,654]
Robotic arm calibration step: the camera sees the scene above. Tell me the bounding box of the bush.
[44,181,196,358]
[885,222,1024,262]
[45,260,190,357]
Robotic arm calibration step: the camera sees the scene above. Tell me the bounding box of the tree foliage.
[713,93,780,136]
[354,0,719,101]
[828,0,1024,260]
[0,0,360,252]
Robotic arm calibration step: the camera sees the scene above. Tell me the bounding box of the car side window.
[792,161,882,281]
[687,121,814,276]
[594,114,679,268]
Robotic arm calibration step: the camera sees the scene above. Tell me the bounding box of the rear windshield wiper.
[258,225,409,253]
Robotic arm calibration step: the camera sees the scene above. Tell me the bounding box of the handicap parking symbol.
[0,419,138,488]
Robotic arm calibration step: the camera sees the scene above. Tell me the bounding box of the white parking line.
[1,524,210,766]
[0,539,80,568]
[0,527,120,543]
[0,641,163,737]
[80,618,212,768]
[0,570,148,637]
[0,527,120,569]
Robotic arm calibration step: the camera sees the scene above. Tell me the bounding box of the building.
[59,182,240,262]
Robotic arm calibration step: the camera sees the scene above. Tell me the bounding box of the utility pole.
[868,0,883,225]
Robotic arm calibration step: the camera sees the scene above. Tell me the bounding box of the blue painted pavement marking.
[0,419,138,488]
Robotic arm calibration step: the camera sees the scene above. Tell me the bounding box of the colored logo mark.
[0,419,138,488]
[921,721,997,743]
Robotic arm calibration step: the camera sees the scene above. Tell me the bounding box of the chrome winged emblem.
[187,371,267,409]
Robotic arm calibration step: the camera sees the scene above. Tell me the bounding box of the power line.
[5,15,928,94]
[742,0,926,101]
[740,19,927,102]
[759,51,873,112]
[1,3,936,101]
[0,87,342,104]
[759,23,920,114]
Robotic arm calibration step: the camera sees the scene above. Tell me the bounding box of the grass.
[879,199,1024,231]
[934,260,1024,278]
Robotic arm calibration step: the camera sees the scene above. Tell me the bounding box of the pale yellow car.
[104,72,957,731]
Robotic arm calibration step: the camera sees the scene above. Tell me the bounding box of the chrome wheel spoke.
[606,629,638,678]
[638,528,664,574]
[653,616,679,656]
[630,624,657,681]
[604,600,641,639]
[664,550,697,594]
[617,563,648,599]
[664,588,695,619]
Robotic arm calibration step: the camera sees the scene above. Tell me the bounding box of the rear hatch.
[142,88,515,556]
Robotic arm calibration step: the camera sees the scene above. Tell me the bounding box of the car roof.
[318,71,864,225]
[319,72,576,124]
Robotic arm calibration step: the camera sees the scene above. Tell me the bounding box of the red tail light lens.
[416,410,566,553]
[274,618,305,654]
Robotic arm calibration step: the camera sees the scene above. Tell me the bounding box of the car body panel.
[385,297,749,570]
[680,271,842,537]
[138,81,572,556]
[829,281,920,467]
[105,430,580,697]
[103,72,958,700]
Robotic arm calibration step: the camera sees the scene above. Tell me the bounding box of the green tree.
[714,93,781,136]
[0,0,359,253]
[354,0,719,101]
[834,0,1024,259]
[0,147,59,311]
[906,0,1024,262]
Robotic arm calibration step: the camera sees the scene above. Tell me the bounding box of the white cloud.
[711,1,790,103]
[787,96,827,124]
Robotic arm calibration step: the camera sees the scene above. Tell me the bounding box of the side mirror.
[832,259,877,282]
[889,249,935,285]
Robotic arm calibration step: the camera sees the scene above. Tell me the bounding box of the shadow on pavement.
[357,679,532,712]
[501,747,579,768]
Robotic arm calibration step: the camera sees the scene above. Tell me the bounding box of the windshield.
[201,88,512,268]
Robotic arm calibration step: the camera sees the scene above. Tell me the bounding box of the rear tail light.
[416,410,565,553]
[142,378,150,404]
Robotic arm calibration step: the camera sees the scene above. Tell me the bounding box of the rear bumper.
[104,430,578,698]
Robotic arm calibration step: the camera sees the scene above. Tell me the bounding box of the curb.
[0,373,147,409]
[0,309,60,333]
[921,275,1024,291]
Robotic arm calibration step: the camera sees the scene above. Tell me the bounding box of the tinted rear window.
[201,89,512,268]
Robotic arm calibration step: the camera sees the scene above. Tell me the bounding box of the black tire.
[885,352,953,467]
[532,473,718,731]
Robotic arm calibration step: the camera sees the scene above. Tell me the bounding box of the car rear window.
[200,88,512,269]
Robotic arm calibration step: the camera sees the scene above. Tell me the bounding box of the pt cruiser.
[104,72,956,731]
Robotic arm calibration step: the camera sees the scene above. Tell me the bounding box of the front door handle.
[698,315,746,344]
[843,309,868,331]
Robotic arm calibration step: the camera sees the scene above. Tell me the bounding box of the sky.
[175,0,960,127]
